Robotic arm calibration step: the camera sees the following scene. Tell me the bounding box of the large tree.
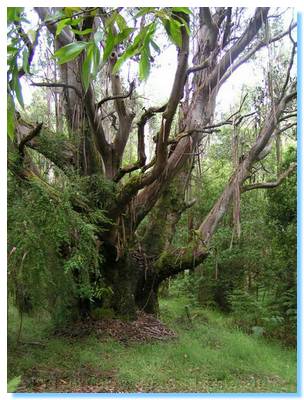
[8,7,297,319]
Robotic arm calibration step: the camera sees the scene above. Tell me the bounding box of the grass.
[7,296,297,393]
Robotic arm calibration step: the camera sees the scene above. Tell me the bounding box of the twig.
[30,82,82,98]
[97,80,135,108]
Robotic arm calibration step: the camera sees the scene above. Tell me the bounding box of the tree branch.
[16,118,76,171]
[242,162,296,192]
[113,104,166,182]
[14,21,40,79]
[197,86,296,246]
[35,7,73,46]
[18,123,43,159]
[220,21,297,86]
[208,7,270,89]
[97,80,135,108]
[30,82,82,98]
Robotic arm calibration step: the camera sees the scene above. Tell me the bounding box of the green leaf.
[102,28,114,62]
[26,29,36,42]
[175,15,191,35]
[8,376,21,392]
[81,43,100,92]
[167,18,182,48]
[115,14,127,31]
[134,7,156,18]
[112,23,153,75]
[7,45,18,55]
[56,17,82,37]
[7,93,15,140]
[54,41,88,64]
[71,28,93,36]
[56,18,70,37]
[170,19,183,47]
[64,7,82,17]
[91,45,101,77]
[7,8,23,24]
[171,7,192,15]
[22,47,29,73]
[150,39,161,55]
[82,47,91,93]
[139,47,150,81]
[12,69,24,108]
[112,45,138,74]
[115,27,135,45]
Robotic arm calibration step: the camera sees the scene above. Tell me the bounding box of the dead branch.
[279,40,297,102]
[18,123,43,159]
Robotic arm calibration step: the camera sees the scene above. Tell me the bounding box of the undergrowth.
[7,296,297,393]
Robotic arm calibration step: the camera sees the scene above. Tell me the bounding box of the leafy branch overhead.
[52,7,192,88]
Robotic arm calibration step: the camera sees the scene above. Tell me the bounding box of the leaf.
[174,15,191,35]
[112,23,154,75]
[64,7,82,17]
[81,43,101,92]
[22,47,29,73]
[56,17,82,37]
[12,69,24,108]
[150,40,161,55]
[54,41,88,64]
[7,8,23,23]
[102,28,114,62]
[115,27,135,45]
[171,7,192,15]
[8,376,21,392]
[7,45,18,54]
[56,18,70,37]
[139,47,150,81]
[115,13,127,31]
[7,93,15,140]
[82,47,92,93]
[168,18,182,48]
[134,7,156,18]
[71,28,93,36]
[91,45,101,77]
[94,31,103,46]
[112,46,137,74]
[26,29,36,42]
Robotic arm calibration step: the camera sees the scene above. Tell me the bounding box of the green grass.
[8,296,297,393]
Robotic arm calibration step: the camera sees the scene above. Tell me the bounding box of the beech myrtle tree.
[8,7,297,320]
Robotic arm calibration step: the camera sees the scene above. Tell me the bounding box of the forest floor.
[8,296,297,393]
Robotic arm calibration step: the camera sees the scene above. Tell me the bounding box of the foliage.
[7,376,21,392]
[53,7,191,86]
[166,137,297,345]
[7,173,111,324]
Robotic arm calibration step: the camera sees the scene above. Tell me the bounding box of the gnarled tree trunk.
[11,7,296,320]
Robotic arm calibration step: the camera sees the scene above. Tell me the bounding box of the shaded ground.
[8,296,297,393]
